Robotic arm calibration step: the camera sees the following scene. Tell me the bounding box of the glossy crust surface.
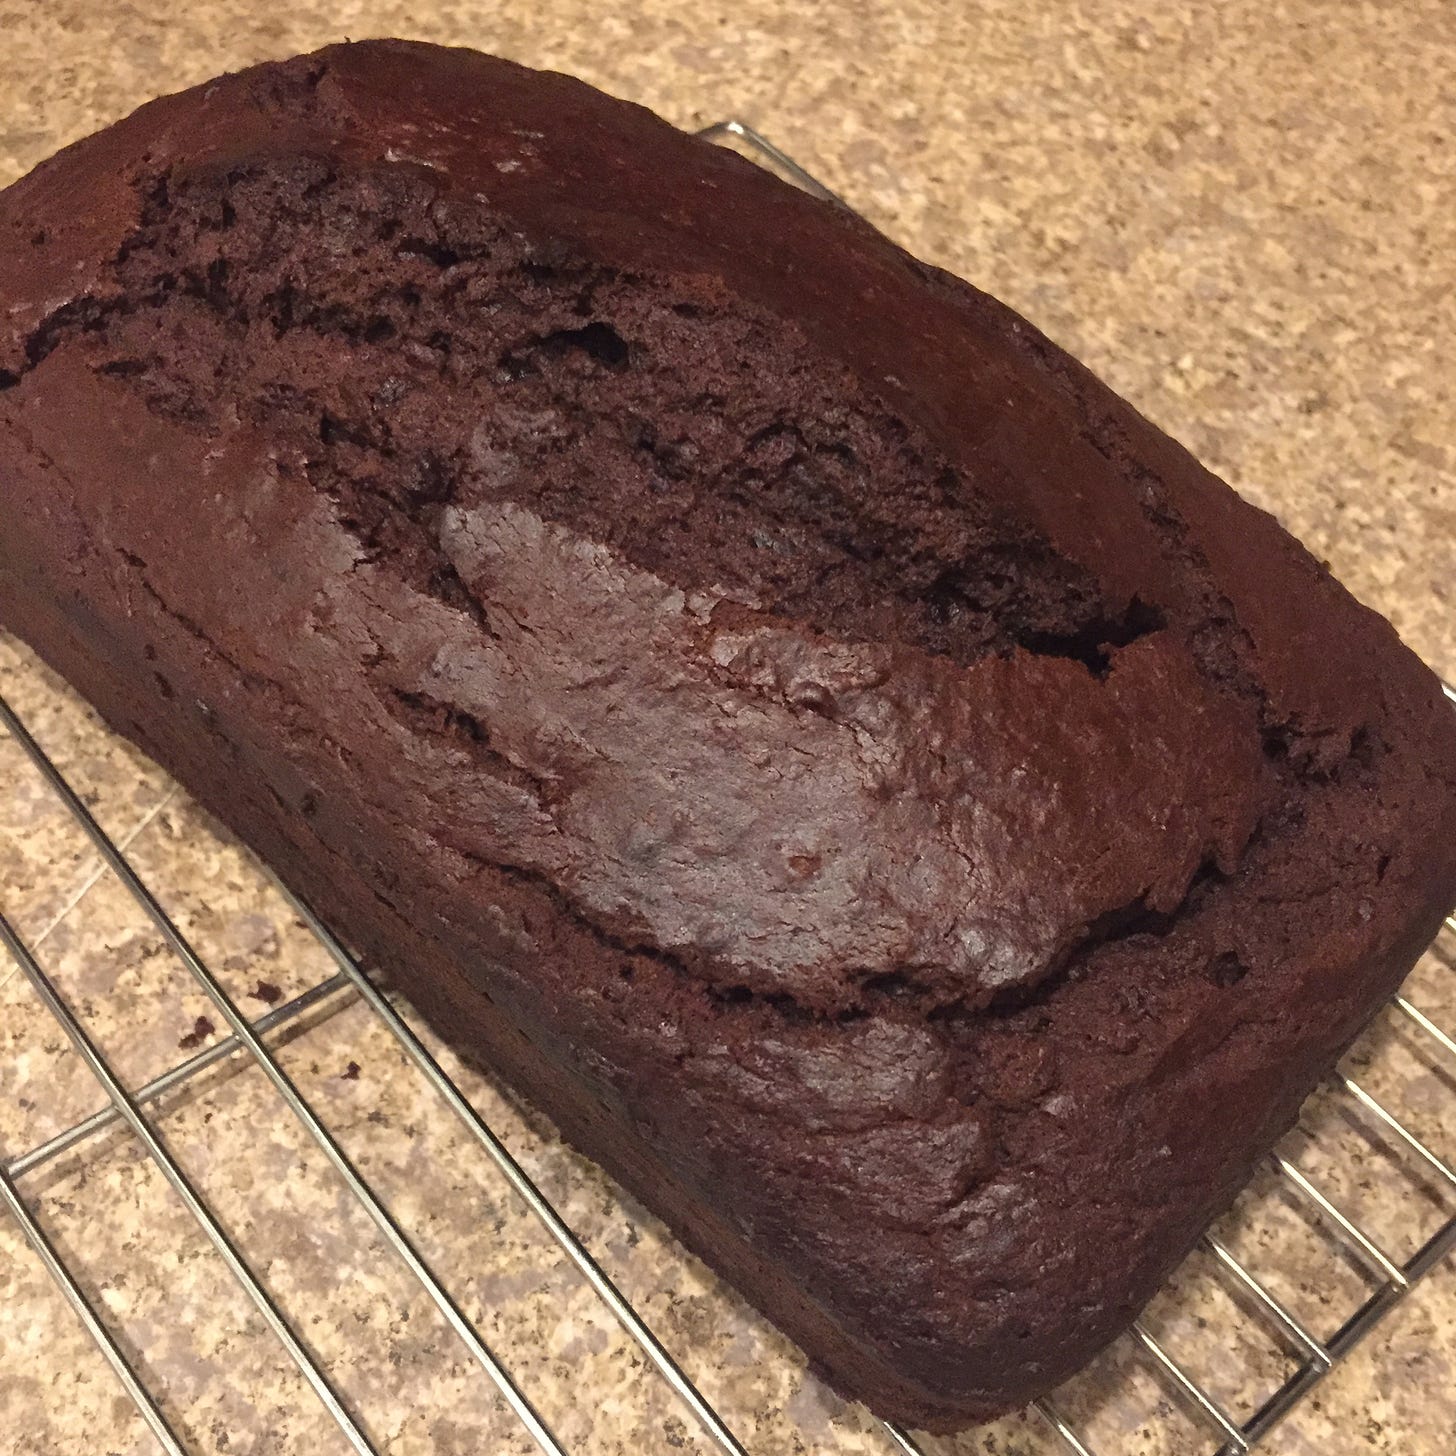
[2,41,1454,1428]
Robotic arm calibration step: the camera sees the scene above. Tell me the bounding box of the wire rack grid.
[0,123,1454,1456]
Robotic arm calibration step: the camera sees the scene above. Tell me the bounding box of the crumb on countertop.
[178,1015,216,1050]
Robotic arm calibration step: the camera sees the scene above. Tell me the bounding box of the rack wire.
[0,124,1453,1456]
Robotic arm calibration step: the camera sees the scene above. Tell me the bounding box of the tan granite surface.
[1,2,1454,1453]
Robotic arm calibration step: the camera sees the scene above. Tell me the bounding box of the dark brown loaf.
[2,40,1454,1429]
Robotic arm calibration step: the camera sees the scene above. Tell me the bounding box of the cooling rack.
[1,123,1453,1456]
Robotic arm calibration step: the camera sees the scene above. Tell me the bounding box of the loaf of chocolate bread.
[2,40,1453,1429]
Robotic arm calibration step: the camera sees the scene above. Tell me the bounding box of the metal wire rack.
[1,123,1453,1456]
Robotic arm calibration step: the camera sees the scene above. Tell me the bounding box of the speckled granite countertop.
[1,2,1453,1454]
